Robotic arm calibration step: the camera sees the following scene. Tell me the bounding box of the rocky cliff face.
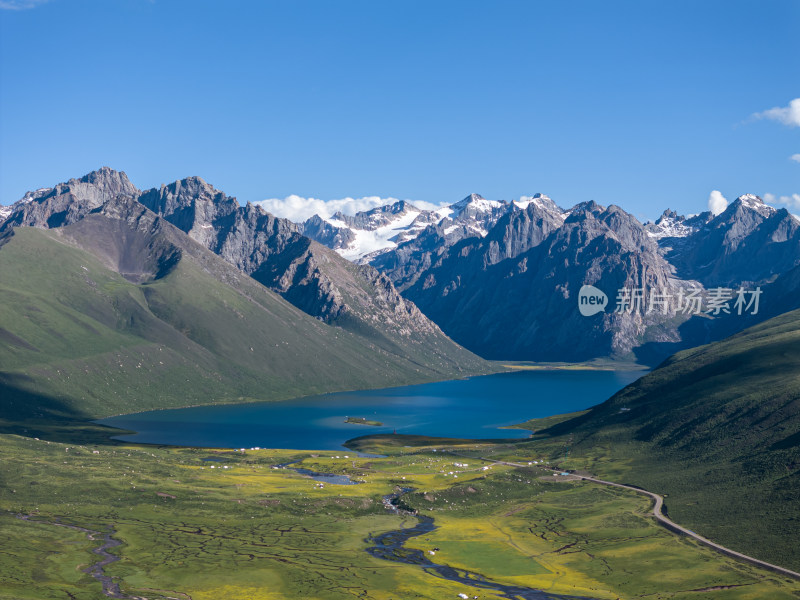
[0,167,140,232]
[401,201,688,362]
[365,195,528,291]
[300,214,357,251]
[474,195,566,267]
[663,195,800,286]
[137,177,450,342]
[324,191,800,364]
[139,178,300,272]
[369,223,458,292]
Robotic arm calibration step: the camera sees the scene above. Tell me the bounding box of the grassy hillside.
[516,308,800,570]
[0,223,489,429]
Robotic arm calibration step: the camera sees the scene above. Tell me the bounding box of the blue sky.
[1,0,798,221]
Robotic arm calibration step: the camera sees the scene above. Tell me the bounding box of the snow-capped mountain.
[358,191,800,364]
[645,195,777,241]
[662,194,797,287]
[299,193,542,262]
[439,193,511,237]
[0,205,11,223]
[735,193,777,218]
[299,200,439,262]
[644,209,705,239]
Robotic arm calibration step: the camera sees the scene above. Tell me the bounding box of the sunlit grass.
[2,431,799,599]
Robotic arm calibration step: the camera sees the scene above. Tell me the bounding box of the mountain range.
[4,169,800,383]
[293,191,800,364]
[0,168,490,421]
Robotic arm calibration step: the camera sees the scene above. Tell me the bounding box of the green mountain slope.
[534,308,800,569]
[0,201,490,427]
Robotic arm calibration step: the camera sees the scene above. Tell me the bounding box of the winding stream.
[18,466,596,599]
[367,489,596,600]
[17,514,133,599]
[275,460,363,485]
[277,463,597,598]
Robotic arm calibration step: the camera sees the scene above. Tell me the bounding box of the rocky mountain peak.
[450,193,506,215]
[663,192,800,287]
[710,193,776,231]
[331,200,423,231]
[565,200,603,222]
[657,209,679,223]
[513,193,562,215]
[386,200,416,214]
[0,167,140,232]
[645,209,698,240]
[452,193,484,207]
[725,193,775,219]
[50,166,138,205]
[736,193,765,205]
[151,176,234,209]
[137,176,241,241]
[75,166,137,191]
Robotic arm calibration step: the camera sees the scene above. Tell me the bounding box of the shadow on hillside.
[632,312,758,367]
[633,293,800,367]
[0,373,131,446]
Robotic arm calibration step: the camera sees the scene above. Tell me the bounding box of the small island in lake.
[345,416,383,427]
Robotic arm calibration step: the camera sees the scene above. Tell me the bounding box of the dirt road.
[463,454,800,581]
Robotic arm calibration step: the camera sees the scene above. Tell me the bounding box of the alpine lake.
[97,369,644,449]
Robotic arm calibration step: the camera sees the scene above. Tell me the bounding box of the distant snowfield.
[293,192,566,261]
[330,209,427,261]
[328,195,520,260]
[645,216,698,240]
[233,190,792,264]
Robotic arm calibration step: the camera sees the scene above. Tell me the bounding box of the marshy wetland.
[3,428,800,600]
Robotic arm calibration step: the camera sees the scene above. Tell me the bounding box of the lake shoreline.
[96,370,643,451]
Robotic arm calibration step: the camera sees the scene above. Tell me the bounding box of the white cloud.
[0,0,50,9]
[764,192,800,212]
[254,195,445,223]
[708,190,728,216]
[790,154,800,164]
[752,98,800,127]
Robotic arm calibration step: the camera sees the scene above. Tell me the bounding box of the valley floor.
[1,430,799,600]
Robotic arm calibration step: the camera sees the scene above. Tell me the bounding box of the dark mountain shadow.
[0,373,131,445]
[633,273,800,366]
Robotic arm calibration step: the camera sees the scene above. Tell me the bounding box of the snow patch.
[335,210,423,261]
[645,217,697,239]
[436,206,455,220]
[323,217,349,229]
[443,224,460,235]
[450,194,505,217]
[734,193,775,218]
[514,194,565,221]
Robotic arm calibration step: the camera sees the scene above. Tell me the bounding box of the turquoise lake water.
[98,369,643,450]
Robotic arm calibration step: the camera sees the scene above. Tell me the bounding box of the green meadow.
[2,430,799,600]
